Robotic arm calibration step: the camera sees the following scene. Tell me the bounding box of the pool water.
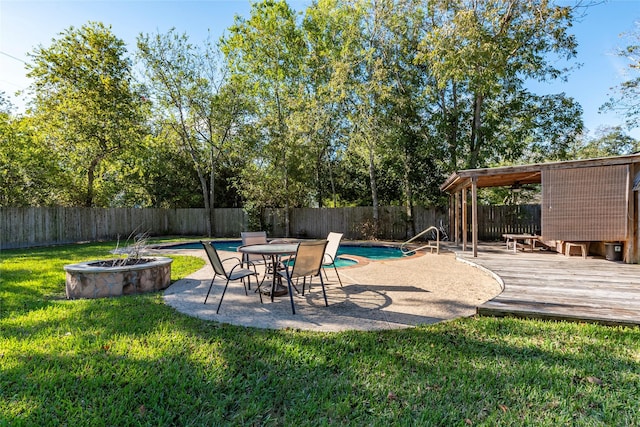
[336,245,404,260]
[162,241,405,267]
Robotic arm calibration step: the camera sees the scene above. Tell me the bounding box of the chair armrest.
[228,262,257,275]
[221,256,242,265]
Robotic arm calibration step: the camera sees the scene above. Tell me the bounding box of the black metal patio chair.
[202,241,260,314]
[277,240,328,315]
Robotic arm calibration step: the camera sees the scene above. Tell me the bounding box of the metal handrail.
[400,226,440,255]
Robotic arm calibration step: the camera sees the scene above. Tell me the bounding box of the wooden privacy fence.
[0,207,239,249]
[474,204,541,241]
[265,206,448,240]
[1,205,540,249]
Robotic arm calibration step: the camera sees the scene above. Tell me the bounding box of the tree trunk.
[315,155,323,208]
[442,82,459,171]
[329,160,337,208]
[368,142,379,231]
[209,150,216,237]
[469,93,484,169]
[403,150,415,239]
[197,171,212,237]
[85,157,102,207]
[85,161,96,207]
[284,175,290,238]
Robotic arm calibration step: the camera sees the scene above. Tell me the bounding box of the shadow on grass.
[2,242,639,425]
[2,292,639,425]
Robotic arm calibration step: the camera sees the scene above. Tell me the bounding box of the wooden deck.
[453,243,640,327]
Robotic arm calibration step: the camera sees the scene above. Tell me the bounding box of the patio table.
[238,243,299,301]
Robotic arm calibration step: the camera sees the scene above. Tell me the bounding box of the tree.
[25,22,145,207]
[317,0,398,233]
[300,0,353,208]
[0,94,68,206]
[137,29,249,234]
[416,0,579,170]
[572,125,639,159]
[222,0,309,236]
[525,93,584,162]
[140,133,203,208]
[602,23,640,130]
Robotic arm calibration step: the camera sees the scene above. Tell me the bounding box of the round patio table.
[238,243,299,301]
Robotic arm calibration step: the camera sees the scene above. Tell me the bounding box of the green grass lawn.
[1,242,639,426]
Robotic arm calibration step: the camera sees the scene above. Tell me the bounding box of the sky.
[1,0,639,138]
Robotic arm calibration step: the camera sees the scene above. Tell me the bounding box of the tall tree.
[300,0,354,208]
[0,95,68,206]
[417,0,579,170]
[572,125,639,159]
[326,0,437,235]
[602,24,640,130]
[137,29,248,235]
[25,22,145,207]
[320,0,396,232]
[222,0,308,236]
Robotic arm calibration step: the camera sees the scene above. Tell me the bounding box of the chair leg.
[319,274,328,307]
[332,263,343,287]
[215,278,231,314]
[291,278,300,294]
[284,275,296,315]
[242,254,251,290]
[204,272,219,304]
[257,263,267,288]
[302,276,313,295]
[255,274,263,304]
[204,277,215,304]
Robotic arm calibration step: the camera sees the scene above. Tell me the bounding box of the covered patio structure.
[440,154,640,263]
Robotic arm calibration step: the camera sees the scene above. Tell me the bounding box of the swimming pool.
[160,241,406,267]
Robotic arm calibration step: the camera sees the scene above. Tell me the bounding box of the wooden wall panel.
[542,165,628,241]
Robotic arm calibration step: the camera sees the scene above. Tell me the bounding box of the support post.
[454,190,461,244]
[472,177,478,257]
[462,187,468,251]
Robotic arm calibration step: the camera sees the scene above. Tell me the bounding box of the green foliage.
[222,0,314,234]
[25,22,146,207]
[0,109,69,206]
[602,23,640,129]
[137,28,252,228]
[10,1,592,212]
[416,0,581,170]
[1,243,639,425]
[572,126,639,160]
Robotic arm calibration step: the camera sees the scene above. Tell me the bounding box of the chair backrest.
[201,241,227,278]
[241,231,268,262]
[324,232,343,263]
[241,231,267,246]
[292,240,328,278]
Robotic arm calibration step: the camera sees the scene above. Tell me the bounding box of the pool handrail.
[401,226,440,255]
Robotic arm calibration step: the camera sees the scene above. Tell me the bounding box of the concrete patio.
[163,245,501,332]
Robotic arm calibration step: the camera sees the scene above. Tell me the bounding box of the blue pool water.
[161,241,405,267]
[336,245,404,260]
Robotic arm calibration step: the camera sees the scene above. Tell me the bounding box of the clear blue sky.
[1,0,639,138]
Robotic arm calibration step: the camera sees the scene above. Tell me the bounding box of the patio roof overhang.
[439,153,640,258]
[440,153,640,193]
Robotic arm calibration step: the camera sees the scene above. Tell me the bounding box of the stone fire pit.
[64,257,173,299]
